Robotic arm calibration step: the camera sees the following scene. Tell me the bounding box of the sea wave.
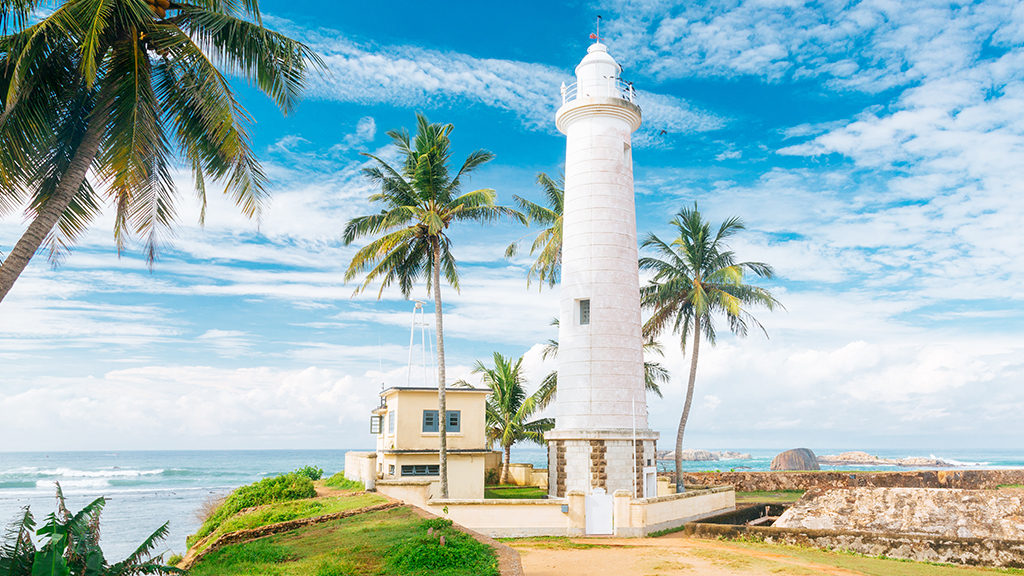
[927,455,992,467]
[30,467,165,479]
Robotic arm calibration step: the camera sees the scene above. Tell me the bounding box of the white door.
[643,467,657,498]
[585,487,613,535]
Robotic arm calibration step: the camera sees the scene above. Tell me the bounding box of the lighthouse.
[547,42,659,499]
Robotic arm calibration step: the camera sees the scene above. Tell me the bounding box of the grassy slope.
[190,507,498,576]
[192,493,387,555]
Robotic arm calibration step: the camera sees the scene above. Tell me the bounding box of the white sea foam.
[927,455,991,467]
[35,468,165,478]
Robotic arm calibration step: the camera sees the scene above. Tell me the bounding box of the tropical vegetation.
[504,171,563,289]
[469,351,553,484]
[0,483,179,575]
[640,204,782,491]
[343,113,525,497]
[0,0,322,304]
[187,468,317,546]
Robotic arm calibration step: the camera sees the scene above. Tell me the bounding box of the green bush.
[323,471,365,490]
[187,472,316,547]
[167,554,184,567]
[294,465,324,481]
[484,468,499,486]
[383,519,497,576]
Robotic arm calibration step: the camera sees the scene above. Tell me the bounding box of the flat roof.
[380,386,491,396]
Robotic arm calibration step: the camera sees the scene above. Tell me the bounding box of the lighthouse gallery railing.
[561,78,637,105]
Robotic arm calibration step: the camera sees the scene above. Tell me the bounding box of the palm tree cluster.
[0,484,179,575]
[465,352,553,484]
[343,113,525,498]
[640,204,782,491]
[0,0,321,303]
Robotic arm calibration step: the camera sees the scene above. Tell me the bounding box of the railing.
[561,78,637,105]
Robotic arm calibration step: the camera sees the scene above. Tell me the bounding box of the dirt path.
[510,537,871,576]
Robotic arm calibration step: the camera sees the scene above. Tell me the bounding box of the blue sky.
[2,0,1023,453]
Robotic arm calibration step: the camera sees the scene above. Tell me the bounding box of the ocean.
[2,448,1022,560]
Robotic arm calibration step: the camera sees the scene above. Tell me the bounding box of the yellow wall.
[374,387,489,499]
[378,388,488,451]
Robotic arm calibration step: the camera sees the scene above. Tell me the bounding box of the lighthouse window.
[579,299,591,325]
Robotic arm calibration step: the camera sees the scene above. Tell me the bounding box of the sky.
[2,0,1023,453]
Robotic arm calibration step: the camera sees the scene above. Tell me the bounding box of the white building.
[547,42,659,499]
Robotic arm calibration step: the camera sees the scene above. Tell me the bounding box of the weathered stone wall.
[684,522,1024,569]
[776,487,1024,539]
[681,469,1024,491]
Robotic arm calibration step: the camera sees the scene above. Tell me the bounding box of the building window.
[388,411,395,434]
[370,415,382,434]
[402,464,439,476]
[423,410,439,432]
[389,464,395,475]
[423,410,460,433]
[579,299,590,325]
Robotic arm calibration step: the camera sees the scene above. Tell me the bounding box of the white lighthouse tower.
[547,42,659,499]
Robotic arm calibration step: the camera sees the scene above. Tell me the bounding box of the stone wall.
[776,487,1024,540]
[682,469,1024,492]
[684,523,1024,569]
[549,438,655,497]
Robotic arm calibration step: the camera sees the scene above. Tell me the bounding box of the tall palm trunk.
[675,315,701,493]
[432,238,449,499]
[0,117,104,304]
[501,444,511,485]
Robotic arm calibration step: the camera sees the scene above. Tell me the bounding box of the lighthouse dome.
[574,43,622,99]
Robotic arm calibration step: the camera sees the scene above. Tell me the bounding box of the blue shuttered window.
[422,410,460,432]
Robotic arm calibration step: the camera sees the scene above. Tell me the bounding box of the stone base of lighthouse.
[546,429,659,498]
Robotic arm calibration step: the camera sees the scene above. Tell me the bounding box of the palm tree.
[536,317,669,407]
[640,204,782,492]
[343,114,525,498]
[0,483,180,575]
[472,352,553,484]
[0,0,322,304]
[504,172,562,289]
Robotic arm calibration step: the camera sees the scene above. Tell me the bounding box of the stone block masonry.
[682,469,1024,492]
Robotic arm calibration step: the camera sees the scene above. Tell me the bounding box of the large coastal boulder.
[771,448,820,471]
[670,449,718,461]
[817,451,951,468]
[715,451,752,460]
[775,487,1024,539]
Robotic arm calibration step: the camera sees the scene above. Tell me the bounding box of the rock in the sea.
[666,449,718,461]
[775,487,1024,539]
[816,451,953,468]
[771,448,820,471]
[714,451,752,460]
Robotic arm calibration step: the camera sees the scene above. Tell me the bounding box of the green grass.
[188,472,317,547]
[483,485,546,499]
[192,493,387,556]
[735,489,805,503]
[996,484,1024,490]
[190,508,498,576]
[322,472,365,491]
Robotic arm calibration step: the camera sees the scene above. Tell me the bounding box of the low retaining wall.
[377,479,735,538]
[684,522,1024,568]
[682,469,1024,492]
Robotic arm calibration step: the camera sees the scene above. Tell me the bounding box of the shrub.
[383,518,497,576]
[484,468,499,486]
[167,554,184,567]
[295,465,324,481]
[323,471,365,491]
[187,472,316,547]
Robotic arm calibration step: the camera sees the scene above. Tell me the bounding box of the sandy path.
[511,537,868,576]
